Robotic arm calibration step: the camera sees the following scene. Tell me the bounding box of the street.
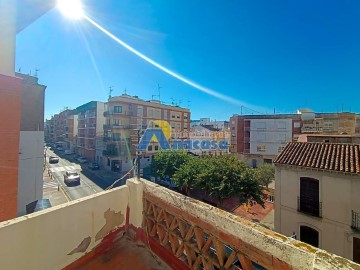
[45,149,104,201]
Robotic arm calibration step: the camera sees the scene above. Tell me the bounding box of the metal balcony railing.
[102,149,119,156]
[351,210,360,231]
[103,110,133,117]
[297,196,322,217]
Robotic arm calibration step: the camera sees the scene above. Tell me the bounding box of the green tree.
[195,156,265,207]
[150,150,191,179]
[172,156,205,194]
[255,164,275,189]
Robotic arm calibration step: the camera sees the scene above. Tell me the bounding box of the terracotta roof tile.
[274,142,360,175]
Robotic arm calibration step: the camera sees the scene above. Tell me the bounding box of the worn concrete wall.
[0,186,129,270]
[17,131,44,216]
[275,166,360,261]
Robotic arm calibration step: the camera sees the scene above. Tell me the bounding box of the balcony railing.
[112,124,131,129]
[103,124,132,130]
[103,110,133,117]
[297,196,322,217]
[351,210,360,230]
[102,149,119,156]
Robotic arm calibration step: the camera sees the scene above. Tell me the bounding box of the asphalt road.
[46,149,104,201]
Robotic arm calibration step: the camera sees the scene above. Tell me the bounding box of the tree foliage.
[150,150,191,179]
[151,152,265,207]
[255,164,275,189]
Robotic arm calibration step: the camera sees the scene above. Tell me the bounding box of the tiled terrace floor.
[67,236,170,270]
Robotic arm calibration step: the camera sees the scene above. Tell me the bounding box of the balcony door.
[354,237,360,264]
[300,225,319,247]
[300,177,320,216]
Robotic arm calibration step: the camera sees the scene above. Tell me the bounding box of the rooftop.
[274,142,360,175]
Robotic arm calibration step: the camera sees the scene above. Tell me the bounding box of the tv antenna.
[35,68,40,77]
[108,86,114,99]
[158,83,163,102]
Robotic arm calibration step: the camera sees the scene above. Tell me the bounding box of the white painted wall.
[250,118,292,155]
[0,2,15,76]
[17,131,44,216]
[0,184,131,270]
[275,166,360,261]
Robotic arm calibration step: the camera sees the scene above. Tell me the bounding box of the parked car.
[49,156,59,164]
[64,171,80,185]
[64,149,73,155]
[88,162,100,170]
[77,157,87,164]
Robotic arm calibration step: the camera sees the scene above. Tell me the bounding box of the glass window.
[114,106,122,113]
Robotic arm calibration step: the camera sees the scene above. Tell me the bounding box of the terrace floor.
[67,236,171,270]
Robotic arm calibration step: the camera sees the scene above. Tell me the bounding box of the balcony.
[301,126,323,133]
[351,210,360,231]
[102,149,119,156]
[297,196,322,217]
[104,110,133,117]
[112,124,131,129]
[0,179,357,270]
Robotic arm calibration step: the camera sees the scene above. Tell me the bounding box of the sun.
[57,0,84,20]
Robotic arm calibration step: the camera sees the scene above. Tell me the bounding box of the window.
[257,145,266,152]
[264,159,272,164]
[323,122,333,130]
[300,226,319,248]
[113,119,120,126]
[184,114,188,120]
[112,133,121,141]
[154,109,160,118]
[298,177,321,217]
[137,107,143,116]
[155,145,159,151]
[114,106,122,113]
[278,146,285,153]
[163,110,168,119]
[148,109,153,117]
[294,122,301,128]
[268,195,274,202]
[147,145,152,151]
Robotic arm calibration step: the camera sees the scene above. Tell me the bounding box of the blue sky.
[16,0,360,120]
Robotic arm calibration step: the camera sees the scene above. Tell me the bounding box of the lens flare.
[83,15,247,108]
[57,0,84,20]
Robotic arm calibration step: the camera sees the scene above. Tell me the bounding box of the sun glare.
[57,0,84,20]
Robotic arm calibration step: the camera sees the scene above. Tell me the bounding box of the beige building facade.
[274,142,360,263]
[102,94,190,172]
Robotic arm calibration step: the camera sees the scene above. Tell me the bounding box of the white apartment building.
[274,142,360,264]
[191,118,229,130]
